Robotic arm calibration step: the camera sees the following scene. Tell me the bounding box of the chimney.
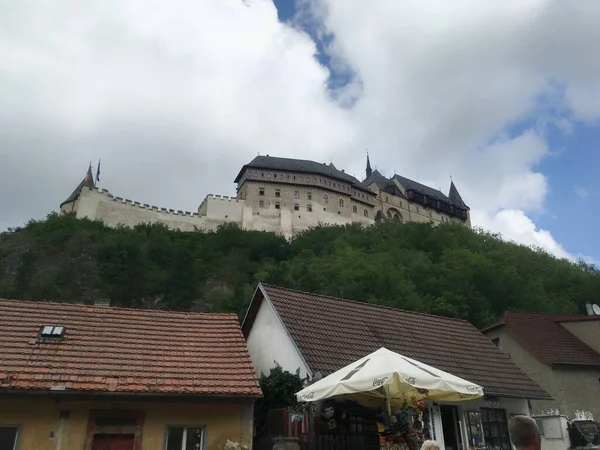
[585,303,594,315]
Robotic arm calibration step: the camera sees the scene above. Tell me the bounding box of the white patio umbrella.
[295,347,483,411]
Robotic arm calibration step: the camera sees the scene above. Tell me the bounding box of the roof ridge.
[0,298,238,318]
[260,283,471,324]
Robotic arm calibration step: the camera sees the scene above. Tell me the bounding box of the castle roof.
[449,180,468,210]
[365,169,469,210]
[234,155,374,194]
[60,175,95,208]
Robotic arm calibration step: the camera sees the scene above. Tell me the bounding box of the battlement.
[205,194,241,202]
[88,186,200,217]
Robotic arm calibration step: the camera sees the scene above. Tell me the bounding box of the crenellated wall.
[60,186,375,239]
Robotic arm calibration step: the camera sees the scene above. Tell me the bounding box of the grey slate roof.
[60,176,95,208]
[364,170,405,198]
[365,170,469,210]
[449,181,468,209]
[234,155,374,194]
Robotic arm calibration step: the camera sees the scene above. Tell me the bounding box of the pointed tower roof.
[60,166,96,208]
[449,180,468,209]
[366,153,373,179]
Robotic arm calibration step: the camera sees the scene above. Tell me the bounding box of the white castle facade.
[60,155,471,239]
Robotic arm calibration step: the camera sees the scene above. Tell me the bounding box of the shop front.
[428,396,529,450]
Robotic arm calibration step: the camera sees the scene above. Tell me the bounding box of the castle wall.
[368,184,470,226]
[62,187,206,232]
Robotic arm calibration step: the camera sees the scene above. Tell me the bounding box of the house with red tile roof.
[0,298,261,450]
[482,310,600,420]
[241,283,550,450]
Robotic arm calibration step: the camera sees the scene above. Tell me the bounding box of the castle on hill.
[59,155,471,239]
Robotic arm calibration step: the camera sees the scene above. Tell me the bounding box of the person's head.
[509,415,542,450]
[420,440,440,450]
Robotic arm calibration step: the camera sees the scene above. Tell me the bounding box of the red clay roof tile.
[482,311,600,366]
[0,298,261,397]
[243,284,549,400]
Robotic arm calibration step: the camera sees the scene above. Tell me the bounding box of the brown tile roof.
[482,311,600,367]
[242,284,550,400]
[0,299,261,397]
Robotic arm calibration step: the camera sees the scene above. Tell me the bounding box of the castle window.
[364,209,369,217]
[274,173,277,178]
[293,176,296,180]
[294,204,299,211]
[294,191,299,199]
[353,205,357,213]
[287,175,290,179]
[400,201,403,208]
[323,207,327,211]
[386,196,389,202]
[307,192,312,200]
[307,204,312,212]
[275,189,281,197]
[323,194,328,203]
[261,172,264,177]
[259,200,264,208]
[429,211,432,218]
[275,202,280,209]
[313,177,316,182]
[339,199,344,207]
[259,187,265,196]
[416,207,420,213]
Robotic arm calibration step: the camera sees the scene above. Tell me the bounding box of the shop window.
[480,408,511,450]
[0,427,19,450]
[165,426,204,450]
[464,411,485,448]
[275,189,280,197]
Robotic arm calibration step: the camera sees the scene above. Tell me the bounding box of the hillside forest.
[1,212,598,328]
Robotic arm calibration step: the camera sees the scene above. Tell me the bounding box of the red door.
[91,434,135,450]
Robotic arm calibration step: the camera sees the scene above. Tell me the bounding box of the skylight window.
[39,325,66,339]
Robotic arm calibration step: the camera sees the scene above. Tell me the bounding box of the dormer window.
[39,325,66,339]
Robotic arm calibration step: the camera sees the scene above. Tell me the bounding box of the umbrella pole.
[386,384,392,416]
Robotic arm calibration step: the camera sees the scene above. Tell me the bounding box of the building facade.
[241,283,548,450]
[0,298,261,450]
[60,155,470,239]
[482,311,600,420]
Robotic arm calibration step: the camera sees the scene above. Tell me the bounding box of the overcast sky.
[1,0,599,262]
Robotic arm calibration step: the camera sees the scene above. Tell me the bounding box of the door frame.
[84,409,145,450]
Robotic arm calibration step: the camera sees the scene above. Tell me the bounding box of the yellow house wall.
[0,396,254,450]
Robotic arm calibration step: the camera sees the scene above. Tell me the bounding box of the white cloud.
[1,0,599,261]
[574,186,590,198]
[472,209,572,261]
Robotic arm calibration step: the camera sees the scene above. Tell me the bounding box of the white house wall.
[245,295,310,380]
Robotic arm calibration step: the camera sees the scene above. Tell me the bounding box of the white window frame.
[164,426,205,450]
[0,425,20,450]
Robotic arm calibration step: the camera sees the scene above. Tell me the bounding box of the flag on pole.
[86,162,93,184]
[96,159,101,183]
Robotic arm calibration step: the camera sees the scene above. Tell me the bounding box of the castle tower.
[366,153,373,178]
